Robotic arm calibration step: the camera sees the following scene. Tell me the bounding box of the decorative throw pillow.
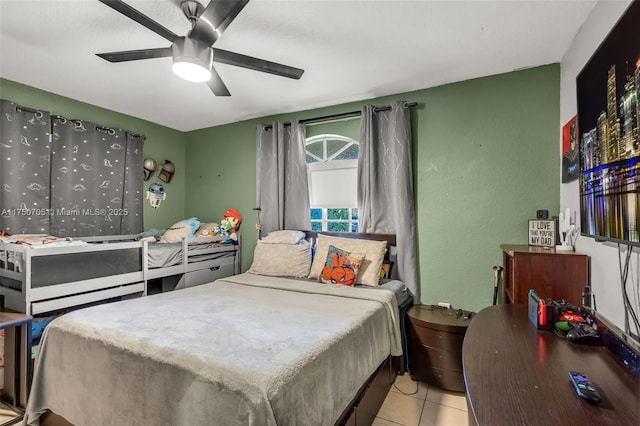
[319,245,365,287]
[309,235,387,286]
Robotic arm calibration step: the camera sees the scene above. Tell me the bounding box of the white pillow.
[261,230,306,245]
[308,235,387,286]
[160,218,199,243]
[249,239,312,278]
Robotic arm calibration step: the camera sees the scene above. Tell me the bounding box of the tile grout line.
[375,416,408,426]
[416,397,428,426]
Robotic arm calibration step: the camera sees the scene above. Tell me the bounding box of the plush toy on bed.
[196,222,219,238]
[215,208,242,243]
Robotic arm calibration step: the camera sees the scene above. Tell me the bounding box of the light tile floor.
[374,373,470,426]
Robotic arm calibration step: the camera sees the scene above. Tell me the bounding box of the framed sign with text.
[528,220,559,247]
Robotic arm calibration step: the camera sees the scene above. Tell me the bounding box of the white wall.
[560,0,637,336]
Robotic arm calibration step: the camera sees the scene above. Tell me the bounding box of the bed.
[23,232,411,426]
[0,234,240,316]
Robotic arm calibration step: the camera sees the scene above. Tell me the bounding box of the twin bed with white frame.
[0,235,240,316]
[16,231,410,426]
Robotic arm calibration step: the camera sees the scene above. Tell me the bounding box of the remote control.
[568,371,602,403]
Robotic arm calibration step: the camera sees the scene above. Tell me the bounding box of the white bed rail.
[0,235,240,315]
[143,236,240,290]
[0,240,144,315]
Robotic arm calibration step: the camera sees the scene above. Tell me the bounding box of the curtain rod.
[12,107,144,139]
[15,104,44,118]
[262,101,417,130]
[50,115,144,139]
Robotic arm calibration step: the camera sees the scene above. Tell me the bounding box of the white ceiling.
[0,0,596,132]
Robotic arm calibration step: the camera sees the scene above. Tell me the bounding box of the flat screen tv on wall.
[577,1,640,246]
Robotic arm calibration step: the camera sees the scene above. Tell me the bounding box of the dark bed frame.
[40,232,402,426]
[304,231,401,426]
[335,356,399,426]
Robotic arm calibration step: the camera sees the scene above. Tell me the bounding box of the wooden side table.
[406,305,473,392]
[0,312,32,426]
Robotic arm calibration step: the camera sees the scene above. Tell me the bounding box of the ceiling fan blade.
[98,0,179,43]
[189,0,250,46]
[207,67,231,96]
[96,47,172,63]
[213,48,304,80]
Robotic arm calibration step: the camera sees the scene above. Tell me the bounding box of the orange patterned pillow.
[319,245,365,287]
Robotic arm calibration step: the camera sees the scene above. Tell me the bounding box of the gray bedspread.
[24,273,402,426]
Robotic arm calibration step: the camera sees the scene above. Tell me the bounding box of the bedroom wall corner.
[0,78,187,231]
[414,64,560,312]
[184,120,261,272]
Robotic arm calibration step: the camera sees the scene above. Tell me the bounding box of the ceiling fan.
[96,0,304,96]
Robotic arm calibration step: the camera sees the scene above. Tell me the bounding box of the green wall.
[2,63,560,314]
[0,78,186,229]
[416,65,560,310]
[185,64,560,313]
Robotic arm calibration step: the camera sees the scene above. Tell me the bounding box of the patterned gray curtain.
[0,100,51,234]
[50,117,144,237]
[358,100,418,298]
[256,121,310,236]
[121,133,145,234]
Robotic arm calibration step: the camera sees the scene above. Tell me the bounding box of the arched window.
[305,134,359,232]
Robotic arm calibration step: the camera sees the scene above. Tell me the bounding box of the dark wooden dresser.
[501,244,589,305]
[406,305,473,392]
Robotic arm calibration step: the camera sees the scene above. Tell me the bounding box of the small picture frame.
[528,220,560,247]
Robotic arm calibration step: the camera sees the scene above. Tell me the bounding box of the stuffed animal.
[196,222,219,237]
[215,208,242,243]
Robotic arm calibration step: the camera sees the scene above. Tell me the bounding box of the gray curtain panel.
[256,121,310,236]
[50,117,143,237]
[121,133,145,235]
[0,100,51,234]
[358,101,418,298]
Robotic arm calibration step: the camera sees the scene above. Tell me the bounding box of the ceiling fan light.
[172,61,211,83]
[171,36,213,83]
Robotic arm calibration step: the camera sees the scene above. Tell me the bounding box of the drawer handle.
[210,266,221,271]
